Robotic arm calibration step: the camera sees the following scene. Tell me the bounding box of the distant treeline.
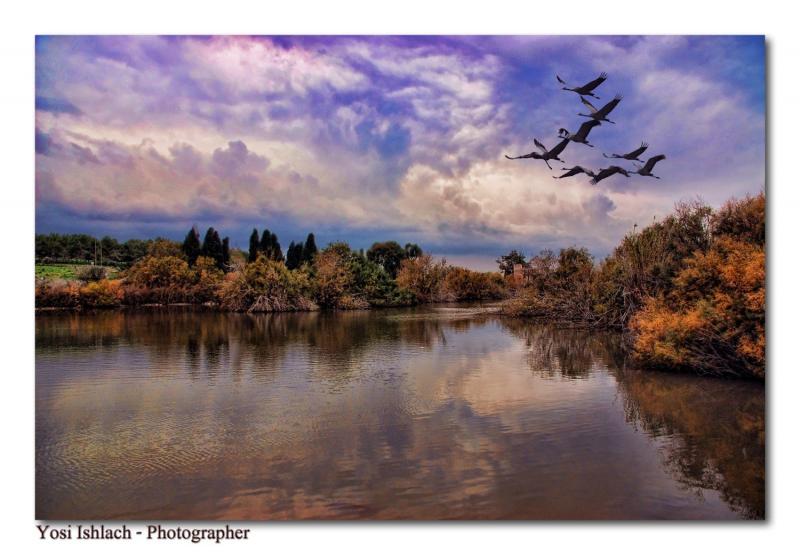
[36,233,153,266]
[36,226,506,313]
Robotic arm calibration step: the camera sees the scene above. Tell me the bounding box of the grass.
[35,264,120,280]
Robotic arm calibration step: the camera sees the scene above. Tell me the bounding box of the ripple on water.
[36,308,765,520]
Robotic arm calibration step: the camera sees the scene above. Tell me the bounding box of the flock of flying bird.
[505,72,666,185]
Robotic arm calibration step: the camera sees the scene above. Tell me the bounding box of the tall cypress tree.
[259,229,272,259]
[221,237,230,270]
[201,227,223,267]
[181,226,201,266]
[248,228,259,262]
[286,241,301,270]
[271,232,283,262]
[302,233,318,264]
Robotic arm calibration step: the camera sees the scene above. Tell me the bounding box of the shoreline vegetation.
[35,192,764,380]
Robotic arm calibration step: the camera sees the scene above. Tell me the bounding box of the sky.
[35,35,765,271]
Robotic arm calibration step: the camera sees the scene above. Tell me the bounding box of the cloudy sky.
[35,35,764,270]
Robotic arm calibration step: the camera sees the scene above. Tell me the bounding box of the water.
[35,305,765,520]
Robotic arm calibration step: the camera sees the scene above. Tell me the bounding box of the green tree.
[259,229,272,258]
[286,241,303,270]
[302,233,318,264]
[248,228,259,263]
[366,240,406,278]
[496,249,527,276]
[258,229,283,261]
[100,235,121,264]
[271,232,283,262]
[404,243,423,259]
[221,237,231,270]
[201,227,223,267]
[181,226,201,266]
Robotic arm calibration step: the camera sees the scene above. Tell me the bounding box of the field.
[35,264,119,280]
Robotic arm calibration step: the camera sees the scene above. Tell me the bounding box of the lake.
[35,305,765,520]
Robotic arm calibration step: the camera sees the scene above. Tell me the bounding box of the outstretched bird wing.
[556,74,567,85]
[591,167,614,185]
[580,96,598,114]
[561,167,584,178]
[533,138,548,154]
[626,142,649,159]
[548,137,570,158]
[581,72,607,92]
[574,120,600,141]
[642,154,666,173]
[595,94,622,118]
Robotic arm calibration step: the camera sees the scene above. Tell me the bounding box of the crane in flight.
[578,94,622,124]
[590,166,630,185]
[556,72,607,99]
[505,137,570,170]
[558,120,601,148]
[603,142,649,163]
[552,166,596,180]
[633,154,667,179]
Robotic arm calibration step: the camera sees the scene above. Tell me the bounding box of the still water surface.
[36,305,765,520]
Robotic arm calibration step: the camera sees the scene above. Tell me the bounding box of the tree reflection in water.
[36,307,764,519]
[499,318,764,519]
[614,369,765,519]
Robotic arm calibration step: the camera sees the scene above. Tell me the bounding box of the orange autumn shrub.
[190,255,224,302]
[396,254,449,303]
[79,279,124,308]
[312,244,353,308]
[122,255,197,304]
[631,237,765,379]
[218,255,316,312]
[712,191,765,246]
[442,266,507,301]
[36,280,81,308]
[124,255,195,289]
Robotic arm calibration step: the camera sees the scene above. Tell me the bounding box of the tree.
[201,227,223,267]
[286,241,302,270]
[366,241,406,278]
[99,235,121,264]
[258,229,283,261]
[496,249,527,276]
[148,238,183,258]
[404,243,423,259]
[271,232,283,262]
[259,229,273,259]
[181,226,201,266]
[313,243,355,307]
[396,254,448,303]
[556,247,593,283]
[302,233,318,264]
[221,237,231,270]
[248,228,259,262]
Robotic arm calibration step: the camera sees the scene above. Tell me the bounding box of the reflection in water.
[36,306,765,520]
[615,370,765,519]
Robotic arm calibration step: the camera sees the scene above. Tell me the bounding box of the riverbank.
[35,250,509,312]
[498,193,765,380]
[35,192,764,380]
